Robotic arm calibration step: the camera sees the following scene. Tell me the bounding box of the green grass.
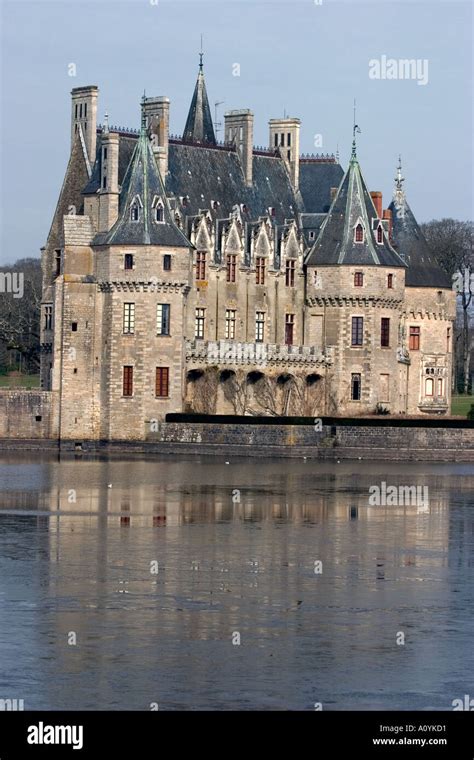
[451,394,473,417]
[0,374,40,389]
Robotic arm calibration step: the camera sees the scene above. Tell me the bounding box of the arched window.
[155,204,164,222]
[130,204,139,222]
[425,377,434,397]
[377,225,383,244]
[355,224,364,243]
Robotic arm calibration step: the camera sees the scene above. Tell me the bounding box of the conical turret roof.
[306,143,405,268]
[388,161,451,288]
[95,104,190,247]
[182,56,216,145]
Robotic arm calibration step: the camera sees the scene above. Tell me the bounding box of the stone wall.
[0,391,59,439]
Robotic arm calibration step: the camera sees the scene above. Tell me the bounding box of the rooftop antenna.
[214,100,224,140]
[351,98,361,160]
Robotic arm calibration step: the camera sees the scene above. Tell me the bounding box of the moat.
[0,452,472,710]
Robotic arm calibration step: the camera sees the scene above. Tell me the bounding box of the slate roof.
[182,63,216,145]
[166,142,303,225]
[305,152,406,268]
[388,179,451,288]
[299,161,344,213]
[93,123,190,247]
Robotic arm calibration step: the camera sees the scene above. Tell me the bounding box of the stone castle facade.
[39,61,456,441]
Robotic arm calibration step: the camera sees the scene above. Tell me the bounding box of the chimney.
[143,96,170,179]
[330,186,338,203]
[224,109,254,187]
[383,209,393,241]
[98,131,119,232]
[269,118,300,191]
[71,86,98,164]
[370,191,383,219]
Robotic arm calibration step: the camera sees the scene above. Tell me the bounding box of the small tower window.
[387,273,393,289]
[84,103,87,118]
[102,175,107,189]
[103,147,107,160]
[124,254,134,270]
[355,224,364,243]
[377,225,383,244]
[354,271,364,287]
[130,204,140,222]
[163,254,172,271]
[79,103,82,118]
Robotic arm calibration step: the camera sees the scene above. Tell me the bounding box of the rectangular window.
[44,305,53,331]
[381,317,390,347]
[409,326,420,351]
[155,367,169,398]
[447,327,451,353]
[256,312,265,342]
[354,271,363,286]
[54,250,61,277]
[285,314,294,346]
[387,273,393,289]
[124,254,134,270]
[123,366,133,397]
[351,316,363,346]
[287,132,291,147]
[256,257,265,285]
[226,254,237,283]
[351,373,361,401]
[163,254,171,271]
[285,259,296,287]
[157,304,170,336]
[225,309,236,340]
[196,251,206,280]
[123,303,135,334]
[195,308,205,339]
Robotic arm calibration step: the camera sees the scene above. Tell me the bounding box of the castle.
[39,60,455,441]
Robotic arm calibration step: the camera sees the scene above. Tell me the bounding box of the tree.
[420,219,474,394]
[0,257,42,373]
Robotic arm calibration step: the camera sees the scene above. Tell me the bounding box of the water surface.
[0,452,472,710]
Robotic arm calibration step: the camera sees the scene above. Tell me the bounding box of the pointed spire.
[183,48,216,145]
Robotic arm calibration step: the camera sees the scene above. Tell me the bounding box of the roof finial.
[336,143,340,163]
[199,34,204,71]
[395,154,404,190]
[104,111,109,133]
[351,98,361,161]
[141,91,147,135]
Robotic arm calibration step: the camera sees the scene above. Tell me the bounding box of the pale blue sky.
[0,0,472,265]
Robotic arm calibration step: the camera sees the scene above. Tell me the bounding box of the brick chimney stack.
[370,191,383,219]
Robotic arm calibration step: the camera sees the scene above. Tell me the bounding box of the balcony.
[185,340,333,368]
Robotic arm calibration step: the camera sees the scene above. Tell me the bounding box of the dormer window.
[155,204,164,223]
[130,204,140,222]
[376,224,384,244]
[354,223,364,243]
[309,231,315,241]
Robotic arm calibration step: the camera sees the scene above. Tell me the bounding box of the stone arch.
[185,368,217,414]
